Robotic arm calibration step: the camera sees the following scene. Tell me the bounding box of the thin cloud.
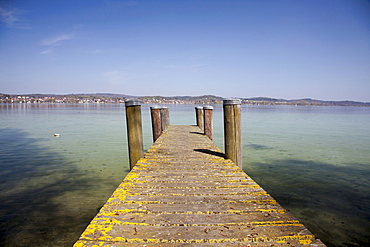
[0,7,30,29]
[41,34,73,46]
[39,34,73,56]
[40,49,53,55]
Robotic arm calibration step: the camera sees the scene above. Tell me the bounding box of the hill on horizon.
[1,93,369,106]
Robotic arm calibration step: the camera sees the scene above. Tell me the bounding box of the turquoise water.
[0,103,369,246]
[241,106,370,247]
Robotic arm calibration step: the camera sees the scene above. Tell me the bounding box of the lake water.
[0,103,369,246]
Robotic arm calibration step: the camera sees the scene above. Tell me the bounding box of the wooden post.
[150,106,162,142]
[223,98,242,169]
[125,99,144,170]
[203,105,213,140]
[195,106,204,131]
[160,107,170,131]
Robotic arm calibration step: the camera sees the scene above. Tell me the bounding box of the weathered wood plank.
[74,125,325,246]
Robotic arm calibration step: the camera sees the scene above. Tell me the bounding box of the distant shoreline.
[1,93,369,107]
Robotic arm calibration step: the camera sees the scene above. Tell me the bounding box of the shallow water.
[241,106,370,247]
[0,103,369,246]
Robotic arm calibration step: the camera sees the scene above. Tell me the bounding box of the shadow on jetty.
[0,128,118,247]
[189,131,204,135]
[245,159,370,247]
[194,148,225,158]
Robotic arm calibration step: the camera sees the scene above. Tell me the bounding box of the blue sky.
[1,0,369,101]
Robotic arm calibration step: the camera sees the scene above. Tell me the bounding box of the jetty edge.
[73,100,326,246]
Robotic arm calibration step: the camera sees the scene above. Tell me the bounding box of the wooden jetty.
[74,122,325,246]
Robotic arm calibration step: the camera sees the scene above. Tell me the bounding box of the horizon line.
[1,92,369,103]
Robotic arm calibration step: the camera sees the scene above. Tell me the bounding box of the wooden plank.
[74,125,325,246]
